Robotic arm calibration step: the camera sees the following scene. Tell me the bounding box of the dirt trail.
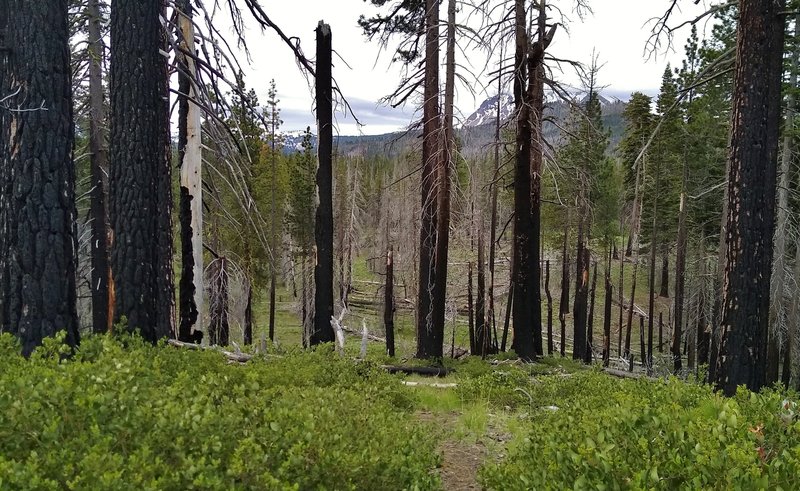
[417,411,488,490]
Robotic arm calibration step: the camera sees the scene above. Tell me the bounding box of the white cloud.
[225,0,717,135]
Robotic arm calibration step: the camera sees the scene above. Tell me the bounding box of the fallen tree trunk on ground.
[380,365,452,377]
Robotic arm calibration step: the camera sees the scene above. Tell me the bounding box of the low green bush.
[479,371,800,490]
[0,333,439,490]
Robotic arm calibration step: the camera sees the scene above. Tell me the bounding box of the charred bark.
[312,22,335,345]
[715,0,785,395]
[415,0,442,359]
[0,0,79,354]
[109,0,174,342]
[545,260,554,355]
[385,246,395,357]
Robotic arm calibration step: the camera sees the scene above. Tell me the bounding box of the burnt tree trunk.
[87,0,110,334]
[415,0,442,359]
[312,21,335,345]
[487,48,502,357]
[639,315,646,368]
[468,261,475,353]
[545,260,554,355]
[501,276,513,352]
[559,226,570,357]
[659,253,669,298]
[243,285,253,345]
[0,0,79,354]
[716,0,785,395]
[573,225,589,362]
[476,233,489,356]
[586,260,597,364]
[430,0,456,360]
[109,0,173,342]
[385,246,395,357]
[510,0,534,359]
[603,269,613,367]
[176,0,203,343]
[618,226,625,356]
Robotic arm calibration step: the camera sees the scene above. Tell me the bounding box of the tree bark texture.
[716,0,785,395]
[385,246,395,357]
[545,260,554,355]
[587,260,598,364]
[312,21,335,345]
[415,0,442,358]
[476,232,490,356]
[603,271,613,367]
[0,0,79,355]
[109,0,174,342]
[177,0,203,342]
[573,227,588,362]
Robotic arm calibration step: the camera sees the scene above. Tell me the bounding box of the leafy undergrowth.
[0,334,439,490]
[479,370,800,490]
[3,333,799,490]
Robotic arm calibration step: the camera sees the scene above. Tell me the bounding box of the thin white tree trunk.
[179,13,204,332]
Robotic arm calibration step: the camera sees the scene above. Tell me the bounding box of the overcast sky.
[223,0,716,135]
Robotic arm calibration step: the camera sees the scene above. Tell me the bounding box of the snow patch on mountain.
[461,93,514,128]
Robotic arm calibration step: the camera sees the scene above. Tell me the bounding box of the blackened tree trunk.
[510,0,535,360]
[269,274,276,342]
[431,0,456,360]
[385,246,395,357]
[110,0,174,342]
[715,0,785,395]
[312,21,335,345]
[501,278,512,352]
[476,232,489,356]
[573,226,588,361]
[618,226,625,356]
[487,50,502,358]
[639,314,646,367]
[545,260,553,355]
[87,0,110,334]
[243,286,253,345]
[659,254,669,297]
[603,270,613,367]
[559,226,570,357]
[415,0,442,359]
[177,0,203,343]
[468,261,475,353]
[526,0,548,358]
[587,260,598,364]
[0,0,79,355]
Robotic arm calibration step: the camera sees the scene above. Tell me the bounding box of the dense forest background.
[2,0,799,395]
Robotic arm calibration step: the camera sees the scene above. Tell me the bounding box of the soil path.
[417,411,488,490]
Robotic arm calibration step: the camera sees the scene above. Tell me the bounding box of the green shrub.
[0,333,439,490]
[479,372,800,490]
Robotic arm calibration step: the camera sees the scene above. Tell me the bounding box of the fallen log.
[401,381,458,388]
[380,365,452,377]
[168,339,255,363]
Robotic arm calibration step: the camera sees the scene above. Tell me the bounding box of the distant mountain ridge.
[462,91,626,130]
[282,91,629,157]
